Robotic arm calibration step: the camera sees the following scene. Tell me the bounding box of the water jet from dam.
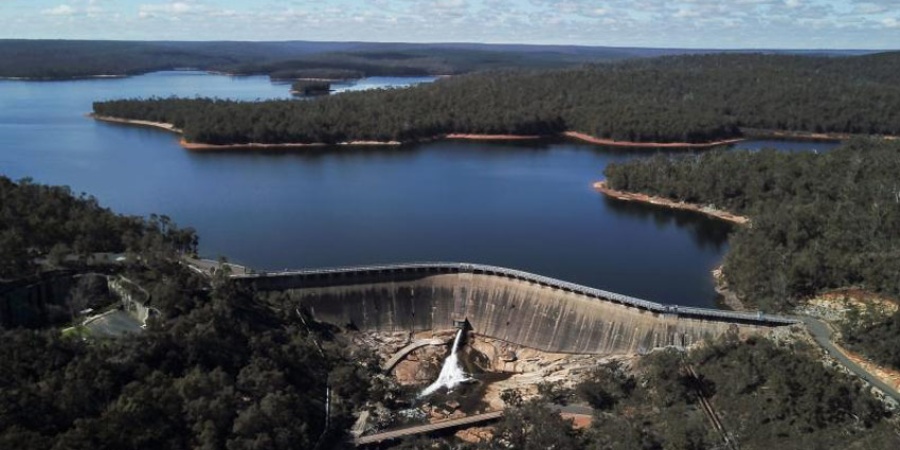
[420,329,470,397]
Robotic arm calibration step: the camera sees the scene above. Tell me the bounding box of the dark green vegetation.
[291,80,332,96]
[0,280,380,449]
[0,176,197,281]
[581,337,898,449]
[0,40,315,79]
[229,47,633,79]
[94,53,900,145]
[0,177,383,448]
[392,336,898,449]
[605,139,900,310]
[680,337,896,449]
[604,139,900,369]
[571,337,897,449]
[841,306,900,371]
[0,40,657,80]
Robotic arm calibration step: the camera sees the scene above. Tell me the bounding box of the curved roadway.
[800,317,900,403]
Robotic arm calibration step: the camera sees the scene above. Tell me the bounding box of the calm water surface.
[0,72,839,307]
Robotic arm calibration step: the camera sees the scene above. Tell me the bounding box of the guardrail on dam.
[233,262,799,354]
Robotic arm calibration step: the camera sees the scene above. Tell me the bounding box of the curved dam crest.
[238,263,796,355]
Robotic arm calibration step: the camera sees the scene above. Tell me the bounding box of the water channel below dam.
[0,71,840,308]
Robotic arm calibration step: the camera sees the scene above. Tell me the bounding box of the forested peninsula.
[602,139,900,370]
[92,53,900,147]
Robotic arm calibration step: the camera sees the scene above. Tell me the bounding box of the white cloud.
[854,2,890,14]
[138,2,201,19]
[42,5,76,16]
[6,0,900,49]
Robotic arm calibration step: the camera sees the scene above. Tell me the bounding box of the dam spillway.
[235,262,797,355]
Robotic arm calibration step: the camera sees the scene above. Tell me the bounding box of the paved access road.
[800,317,900,403]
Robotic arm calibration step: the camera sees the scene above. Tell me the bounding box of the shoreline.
[91,113,872,152]
[593,180,750,225]
[712,265,749,311]
[180,139,402,150]
[564,131,746,148]
[2,74,129,81]
[90,115,401,148]
[445,133,543,141]
[90,114,183,134]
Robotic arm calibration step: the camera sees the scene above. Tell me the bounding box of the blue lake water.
[0,71,840,307]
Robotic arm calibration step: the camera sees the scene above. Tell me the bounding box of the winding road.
[800,317,900,403]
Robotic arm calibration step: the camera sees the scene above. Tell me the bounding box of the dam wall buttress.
[245,269,778,355]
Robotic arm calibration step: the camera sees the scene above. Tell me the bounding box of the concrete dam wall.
[241,264,794,355]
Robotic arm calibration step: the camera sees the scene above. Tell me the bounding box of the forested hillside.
[0,40,636,80]
[577,337,897,450]
[94,53,900,145]
[0,177,375,448]
[0,176,196,280]
[604,139,900,369]
[605,139,900,309]
[0,279,376,449]
[227,47,628,79]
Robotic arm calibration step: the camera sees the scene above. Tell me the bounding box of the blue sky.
[1,1,898,49]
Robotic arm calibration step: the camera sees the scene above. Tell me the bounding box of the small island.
[290,80,332,96]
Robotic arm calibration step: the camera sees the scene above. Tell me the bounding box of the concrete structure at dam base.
[236,263,798,355]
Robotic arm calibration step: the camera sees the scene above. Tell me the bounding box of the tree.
[485,399,581,450]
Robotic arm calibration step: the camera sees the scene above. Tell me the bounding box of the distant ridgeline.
[93,53,900,145]
[0,39,638,80]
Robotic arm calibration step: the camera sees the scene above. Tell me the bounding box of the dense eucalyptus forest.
[0,176,374,448]
[604,139,900,368]
[0,176,196,281]
[93,52,900,146]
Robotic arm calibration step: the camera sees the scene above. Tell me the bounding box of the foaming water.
[420,329,470,397]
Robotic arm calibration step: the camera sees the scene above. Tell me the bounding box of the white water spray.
[420,329,470,397]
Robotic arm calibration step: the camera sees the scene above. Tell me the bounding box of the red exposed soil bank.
[593,180,750,225]
[99,114,869,151]
[444,133,543,141]
[565,131,745,148]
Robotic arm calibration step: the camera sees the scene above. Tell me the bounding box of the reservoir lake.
[0,71,839,308]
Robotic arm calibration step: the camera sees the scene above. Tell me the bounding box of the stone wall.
[257,272,763,355]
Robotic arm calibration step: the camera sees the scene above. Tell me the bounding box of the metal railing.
[232,261,800,326]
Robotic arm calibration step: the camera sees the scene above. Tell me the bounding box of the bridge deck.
[383,338,448,372]
[354,410,504,446]
[226,261,800,327]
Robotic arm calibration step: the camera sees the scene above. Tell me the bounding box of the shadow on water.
[601,196,734,251]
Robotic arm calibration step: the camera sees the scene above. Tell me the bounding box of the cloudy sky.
[1,0,898,49]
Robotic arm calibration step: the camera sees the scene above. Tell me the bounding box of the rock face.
[276,273,768,355]
[392,345,446,385]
